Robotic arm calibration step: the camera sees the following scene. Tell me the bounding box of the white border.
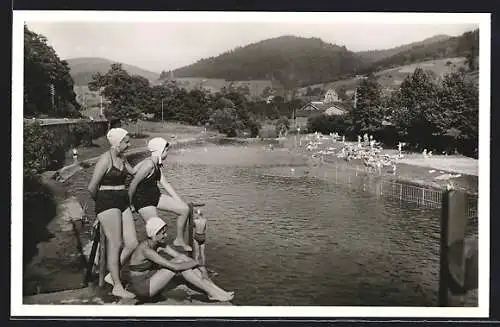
[12,11,491,318]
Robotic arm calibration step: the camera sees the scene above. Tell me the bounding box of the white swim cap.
[107,128,128,148]
[147,137,169,164]
[146,217,166,238]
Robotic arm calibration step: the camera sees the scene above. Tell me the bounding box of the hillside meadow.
[298,57,470,94]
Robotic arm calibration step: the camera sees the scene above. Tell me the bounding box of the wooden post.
[439,189,468,306]
[98,223,107,287]
[185,204,195,259]
[84,224,100,285]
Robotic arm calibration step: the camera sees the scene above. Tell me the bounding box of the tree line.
[89,63,307,137]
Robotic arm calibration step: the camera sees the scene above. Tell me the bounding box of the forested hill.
[356,34,451,64]
[363,29,479,73]
[66,57,160,85]
[171,35,364,88]
[170,30,478,88]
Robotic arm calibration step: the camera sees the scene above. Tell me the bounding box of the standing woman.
[129,137,192,251]
[88,128,139,299]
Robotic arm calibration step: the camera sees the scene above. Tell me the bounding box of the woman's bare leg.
[104,208,139,286]
[147,269,176,297]
[157,195,190,250]
[98,208,135,299]
[181,269,233,301]
[121,208,139,263]
[137,206,159,224]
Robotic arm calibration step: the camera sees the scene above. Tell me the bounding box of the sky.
[25,19,478,73]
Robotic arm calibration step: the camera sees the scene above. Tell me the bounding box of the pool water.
[27,141,478,306]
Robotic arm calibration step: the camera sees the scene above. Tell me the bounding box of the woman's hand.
[173,259,198,272]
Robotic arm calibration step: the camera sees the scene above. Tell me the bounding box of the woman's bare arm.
[87,154,109,200]
[143,247,198,272]
[123,156,137,175]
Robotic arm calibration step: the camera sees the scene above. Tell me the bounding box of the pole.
[161,99,164,123]
[185,203,194,259]
[100,95,103,117]
[98,224,106,287]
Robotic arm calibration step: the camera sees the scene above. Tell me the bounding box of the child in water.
[193,209,209,279]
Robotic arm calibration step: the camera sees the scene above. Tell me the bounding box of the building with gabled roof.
[298,101,349,117]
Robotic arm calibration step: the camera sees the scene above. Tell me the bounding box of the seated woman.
[129,137,192,251]
[125,217,234,301]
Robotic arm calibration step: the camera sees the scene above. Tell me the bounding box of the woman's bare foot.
[111,285,136,299]
[208,291,234,302]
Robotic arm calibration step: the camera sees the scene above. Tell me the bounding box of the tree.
[337,86,348,101]
[434,71,478,156]
[275,117,290,136]
[88,63,146,123]
[209,107,244,137]
[391,68,439,149]
[261,86,274,99]
[350,74,384,136]
[24,25,81,117]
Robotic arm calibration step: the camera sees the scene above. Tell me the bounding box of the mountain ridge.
[65,29,478,89]
[65,57,160,85]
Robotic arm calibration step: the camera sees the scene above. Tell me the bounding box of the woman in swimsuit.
[126,217,234,301]
[129,137,192,251]
[88,128,139,299]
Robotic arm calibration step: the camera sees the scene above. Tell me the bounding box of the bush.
[69,123,93,147]
[246,120,261,138]
[23,171,57,264]
[275,117,290,135]
[24,122,66,173]
[307,114,350,136]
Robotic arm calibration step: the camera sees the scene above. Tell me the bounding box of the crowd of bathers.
[87,127,233,301]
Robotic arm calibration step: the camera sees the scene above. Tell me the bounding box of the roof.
[299,101,350,113]
[324,107,346,116]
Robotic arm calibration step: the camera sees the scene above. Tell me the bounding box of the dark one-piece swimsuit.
[132,158,162,211]
[95,152,129,214]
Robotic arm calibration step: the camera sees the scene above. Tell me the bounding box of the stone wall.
[38,120,110,150]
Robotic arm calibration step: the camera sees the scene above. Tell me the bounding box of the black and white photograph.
[12,11,490,318]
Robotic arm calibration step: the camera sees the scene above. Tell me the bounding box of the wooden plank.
[98,224,106,287]
[84,223,100,285]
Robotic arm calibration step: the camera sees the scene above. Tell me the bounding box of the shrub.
[24,122,66,173]
[306,114,350,136]
[246,120,261,138]
[70,123,93,147]
[23,171,57,264]
[275,117,290,136]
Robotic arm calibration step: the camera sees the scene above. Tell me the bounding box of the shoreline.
[281,137,478,195]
